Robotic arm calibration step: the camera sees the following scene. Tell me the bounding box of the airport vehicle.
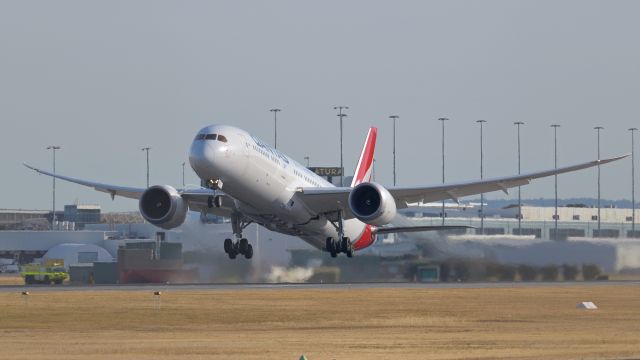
[25,125,626,260]
[21,259,68,284]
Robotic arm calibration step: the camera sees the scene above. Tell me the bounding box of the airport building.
[63,204,101,230]
[404,203,640,240]
[0,209,49,229]
[2,198,640,281]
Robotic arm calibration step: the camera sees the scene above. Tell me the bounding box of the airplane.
[25,124,627,260]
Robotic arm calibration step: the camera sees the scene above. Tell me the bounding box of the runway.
[0,280,638,292]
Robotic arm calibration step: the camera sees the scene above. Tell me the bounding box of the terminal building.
[0,204,101,231]
[403,203,640,240]
[0,209,49,230]
[64,204,101,230]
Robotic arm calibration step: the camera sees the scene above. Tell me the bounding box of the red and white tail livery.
[351,127,377,187]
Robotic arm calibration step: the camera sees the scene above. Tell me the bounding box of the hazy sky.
[2,1,639,212]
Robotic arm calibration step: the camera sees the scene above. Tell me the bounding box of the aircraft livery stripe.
[352,224,374,250]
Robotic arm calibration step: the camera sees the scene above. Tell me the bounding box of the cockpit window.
[196,133,226,142]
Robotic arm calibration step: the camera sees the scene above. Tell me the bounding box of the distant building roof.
[0,209,49,214]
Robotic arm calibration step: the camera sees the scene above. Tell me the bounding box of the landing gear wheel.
[239,238,249,254]
[346,248,353,258]
[327,237,338,257]
[341,237,350,253]
[228,250,237,259]
[25,275,34,285]
[44,275,50,285]
[224,238,233,253]
[326,237,334,253]
[244,244,253,259]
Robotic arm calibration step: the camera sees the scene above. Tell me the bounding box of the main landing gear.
[224,214,254,260]
[325,211,353,258]
[224,237,253,260]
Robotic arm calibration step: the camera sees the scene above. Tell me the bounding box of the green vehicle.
[21,259,68,285]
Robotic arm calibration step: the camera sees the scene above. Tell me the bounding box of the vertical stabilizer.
[350,127,377,187]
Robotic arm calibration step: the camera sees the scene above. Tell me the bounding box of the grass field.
[0,284,639,359]
[0,274,24,286]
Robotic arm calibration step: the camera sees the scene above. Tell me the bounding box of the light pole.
[439,117,449,225]
[551,124,560,240]
[334,106,349,186]
[630,128,638,237]
[182,162,186,187]
[46,145,61,229]
[304,156,310,167]
[477,120,487,234]
[514,121,524,235]
[269,108,281,149]
[594,126,604,238]
[373,158,376,182]
[389,115,399,186]
[141,147,151,187]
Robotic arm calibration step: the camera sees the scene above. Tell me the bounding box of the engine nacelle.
[139,185,188,229]
[348,182,397,226]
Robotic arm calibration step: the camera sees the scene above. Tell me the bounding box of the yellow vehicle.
[20,259,68,285]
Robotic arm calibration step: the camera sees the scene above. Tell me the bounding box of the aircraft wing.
[24,163,145,200]
[297,154,628,219]
[23,163,235,217]
[373,225,473,234]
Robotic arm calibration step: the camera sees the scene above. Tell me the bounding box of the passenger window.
[205,134,217,140]
[217,135,228,143]
[195,134,205,140]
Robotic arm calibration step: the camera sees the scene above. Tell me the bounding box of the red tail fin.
[350,127,377,187]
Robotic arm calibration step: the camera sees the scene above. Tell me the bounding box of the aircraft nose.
[189,139,217,179]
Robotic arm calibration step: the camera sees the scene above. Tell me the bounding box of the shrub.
[582,264,601,281]
[540,265,559,281]
[517,265,538,281]
[562,265,578,281]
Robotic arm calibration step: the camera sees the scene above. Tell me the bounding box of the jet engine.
[348,182,397,226]
[139,185,188,229]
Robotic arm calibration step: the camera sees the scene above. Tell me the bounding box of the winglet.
[23,162,41,174]
[351,127,377,187]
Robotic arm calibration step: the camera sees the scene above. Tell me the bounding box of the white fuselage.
[189,125,371,250]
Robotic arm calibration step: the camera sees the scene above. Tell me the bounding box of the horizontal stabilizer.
[374,225,473,235]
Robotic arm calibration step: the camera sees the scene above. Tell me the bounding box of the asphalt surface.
[0,281,638,293]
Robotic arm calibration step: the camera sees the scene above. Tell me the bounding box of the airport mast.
[46,145,61,229]
[514,121,524,235]
[389,115,399,186]
[594,126,604,238]
[630,128,638,236]
[141,147,151,188]
[270,108,281,149]
[439,118,449,226]
[334,106,349,186]
[182,162,186,187]
[477,120,487,234]
[551,124,560,241]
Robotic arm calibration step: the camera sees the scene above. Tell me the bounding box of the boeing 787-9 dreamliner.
[25,125,626,259]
